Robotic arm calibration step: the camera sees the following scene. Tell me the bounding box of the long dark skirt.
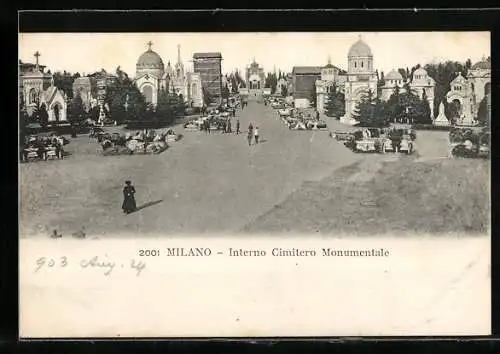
[122,196,137,213]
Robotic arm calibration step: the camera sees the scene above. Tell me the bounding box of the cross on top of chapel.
[34,51,41,67]
[147,41,153,51]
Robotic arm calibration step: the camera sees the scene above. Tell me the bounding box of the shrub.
[411,124,451,131]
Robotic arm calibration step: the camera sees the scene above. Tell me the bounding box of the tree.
[154,89,175,124]
[476,96,489,126]
[53,71,76,99]
[230,74,239,93]
[221,83,230,100]
[169,92,186,118]
[68,92,85,122]
[281,84,288,98]
[352,90,388,127]
[19,94,28,145]
[265,72,278,94]
[465,58,472,70]
[234,70,246,88]
[386,85,404,122]
[409,64,421,82]
[103,68,147,123]
[324,84,345,118]
[89,106,100,122]
[413,90,432,124]
[398,68,408,82]
[445,100,460,125]
[424,60,468,118]
[36,103,49,128]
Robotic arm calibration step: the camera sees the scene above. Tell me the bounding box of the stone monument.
[433,101,450,126]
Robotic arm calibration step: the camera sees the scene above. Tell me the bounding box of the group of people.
[21,134,67,161]
[247,123,260,146]
[201,117,241,135]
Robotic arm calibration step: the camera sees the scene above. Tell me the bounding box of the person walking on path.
[122,180,137,214]
[205,119,211,134]
[254,126,260,144]
[247,123,253,146]
[236,119,240,135]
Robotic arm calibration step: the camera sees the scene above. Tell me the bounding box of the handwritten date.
[34,256,146,276]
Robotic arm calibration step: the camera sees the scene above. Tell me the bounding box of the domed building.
[135,41,167,106]
[446,56,491,125]
[380,69,405,101]
[409,67,435,118]
[315,56,346,115]
[341,36,378,124]
[134,41,203,108]
[379,67,436,118]
[136,45,165,78]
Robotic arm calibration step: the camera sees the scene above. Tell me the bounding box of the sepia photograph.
[18,29,491,338]
[19,32,491,238]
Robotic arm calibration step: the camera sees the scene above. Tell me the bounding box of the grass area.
[243,156,490,235]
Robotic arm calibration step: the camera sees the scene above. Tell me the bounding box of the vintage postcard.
[19,31,491,338]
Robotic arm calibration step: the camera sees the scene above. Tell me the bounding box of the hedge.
[411,124,451,131]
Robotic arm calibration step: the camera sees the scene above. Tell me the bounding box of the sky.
[19,32,490,77]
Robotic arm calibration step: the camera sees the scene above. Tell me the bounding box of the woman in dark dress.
[122,180,137,214]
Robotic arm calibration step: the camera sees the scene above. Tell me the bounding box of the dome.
[471,58,491,70]
[413,67,428,76]
[348,38,372,57]
[137,49,164,69]
[385,69,403,80]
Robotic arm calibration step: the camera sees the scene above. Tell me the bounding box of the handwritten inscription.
[34,256,146,276]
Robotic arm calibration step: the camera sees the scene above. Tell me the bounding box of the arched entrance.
[142,85,153,103]
[484,82,491,96]
[29,88,37,104]
[52,103,62,122]
[449,99,462,119]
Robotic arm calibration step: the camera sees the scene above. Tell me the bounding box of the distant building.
[446,56,491,125]
[341,37,378,123]
[292,66,322,108]
[315,56,346,114]
[246,59,266,91]
[378,67,435,118]
[133,42,203,108]
[165,45,203,107]
[72,76,95,112]
[135,41,167,106]
[409,67,436,118]
[379,69,405,101]
[19,52,68,122]
[193,52,223,104]
[276,77,288,96]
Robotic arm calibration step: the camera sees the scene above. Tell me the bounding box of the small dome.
[348,38,372,57]
[471,58,491,70]
[137,49,164,69]
[413,67,427,76]
[385,69,403,80]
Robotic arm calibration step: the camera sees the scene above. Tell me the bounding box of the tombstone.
[433,101,450,126]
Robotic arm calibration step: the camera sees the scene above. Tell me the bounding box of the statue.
[433,101,450,126]
[438,101,445,115]
[98,104,106,126]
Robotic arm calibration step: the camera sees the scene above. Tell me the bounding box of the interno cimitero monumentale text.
[138,248,390,257]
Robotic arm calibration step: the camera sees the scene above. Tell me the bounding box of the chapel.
[19,51,68,123]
